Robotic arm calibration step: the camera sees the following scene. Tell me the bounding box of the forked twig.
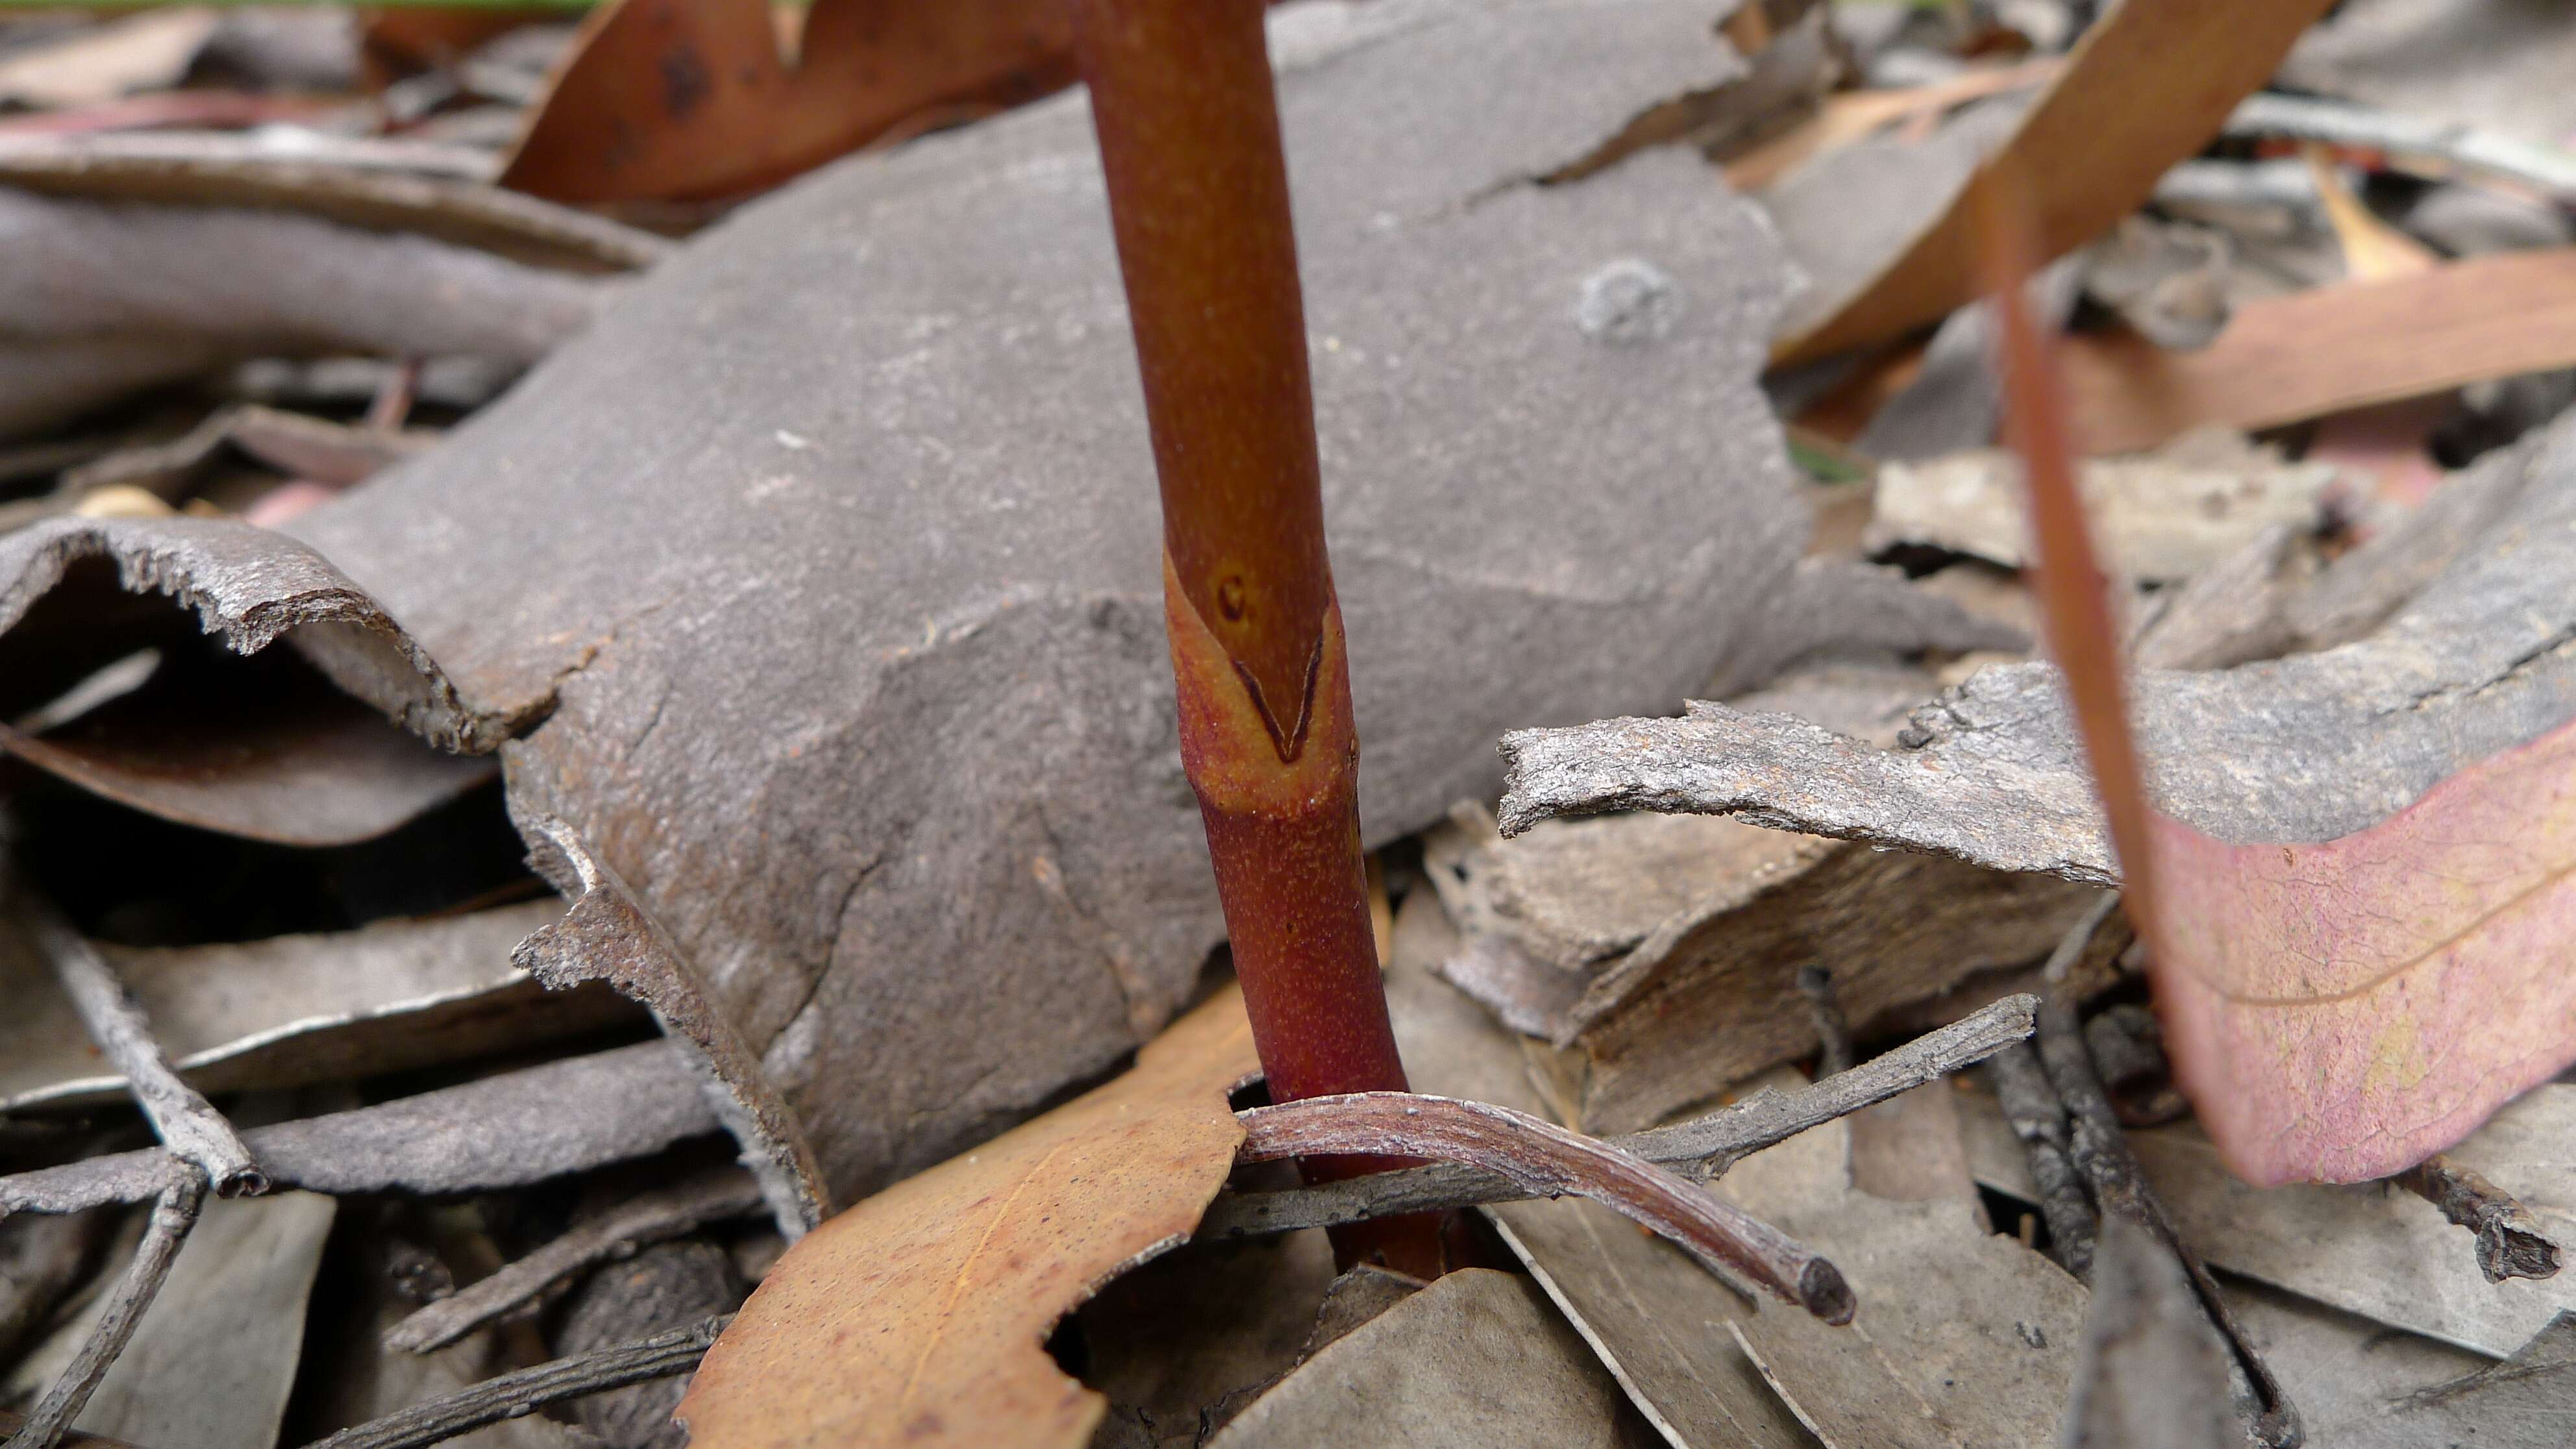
[303,1315,732,1449]
[1237,1092,1853,1324]
[1202,993,2037,1238]
[25,896,262,1197]
[4,1175,206,1449]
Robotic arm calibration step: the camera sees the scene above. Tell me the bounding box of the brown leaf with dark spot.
[500,0,1086,204]
[674,987,1260,1449]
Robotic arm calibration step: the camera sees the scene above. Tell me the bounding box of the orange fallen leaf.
[2059,249,2576,455]
[1774,0,2333,366]
[673,985,1260,1448]
[501,0,1083,204]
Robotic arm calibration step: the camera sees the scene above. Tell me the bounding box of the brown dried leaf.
[673,987,1260,1449]
[1773,0,2334,365]
[2059,249,2576,455]
[501,0,1086,204]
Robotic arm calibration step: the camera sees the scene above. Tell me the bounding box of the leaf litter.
[9,0,2576,1444]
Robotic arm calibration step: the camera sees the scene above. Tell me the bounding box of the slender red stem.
[1975,168,2165,950]
[1074,0,1441,1274]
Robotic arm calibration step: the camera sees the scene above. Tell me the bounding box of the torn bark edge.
[306,1314,732,1449]
[384,1167,763,1354]
[511,813,828,1239]
[19,884,263,1197]
[2395,1155,2565,1284]
[1201,993,2036,1239]
[0,515,506,752]
[2033,905,2302,1449]
[1237,1091,1854,1324]
[3,1174,204,1449]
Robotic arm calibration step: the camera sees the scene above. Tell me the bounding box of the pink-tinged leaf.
[1979,160,2573,1190]
[1501,180,2576,1196]
[2148,719,2576,1186]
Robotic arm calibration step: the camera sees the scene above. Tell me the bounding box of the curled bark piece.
[1235,1092,1853,1324]
[304,1313,731,1449]
[1499,416,2576,866]
[2396,1155,2564,1285]
[0,191,614,440]
[1202,993,2037,1237]
[0,1042,719,1219]
[385,1168,763,1354]
[5,1176,204,1449]
[20,895,262,1196]
[512,815,828,1238]
[0,515,496,752]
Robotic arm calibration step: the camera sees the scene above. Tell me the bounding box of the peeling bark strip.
[1076,0,1431,1272]
[1202,993,2037,1237]
[20,892,262,1196]
[386,1169,763,1354]
[308,1314,731,1449]
[512,815,828,1237]
[1236,1093,1853,1324]
[0,1043,718,1219]
[4,1177,203,1449]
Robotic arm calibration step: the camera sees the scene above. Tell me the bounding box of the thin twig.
[303,1314,732,1449]
[26,898,262,1197]
[4,1176,205,1449]
[1,1041,717,1220]
[386,1169,763,1354]
[1238,1092,1853,1323]
[1986,1040,2096,1278]
[1200,993,2037,1239]
[2037,976,2301,1448]
[2396,1154,2564,1284]
[1795,966,1853,1077]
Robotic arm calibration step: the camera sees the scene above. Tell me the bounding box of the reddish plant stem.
[1974,169,2166,948]
[1074,0,1440,1275]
